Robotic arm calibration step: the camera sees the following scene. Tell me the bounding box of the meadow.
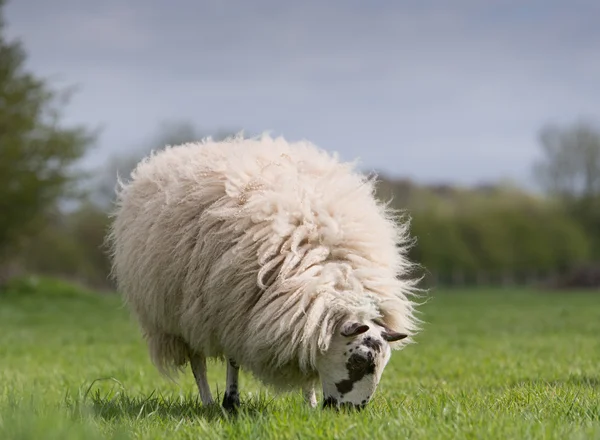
[0,277,598,439]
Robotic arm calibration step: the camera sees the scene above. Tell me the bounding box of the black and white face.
[316,320,407,410]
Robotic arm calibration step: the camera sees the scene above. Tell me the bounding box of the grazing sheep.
[107,133,420,411]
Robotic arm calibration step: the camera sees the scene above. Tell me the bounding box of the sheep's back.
[109,142,231,336]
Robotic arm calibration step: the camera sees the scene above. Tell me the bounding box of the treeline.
[377,179,594,287]
[9,204,113,289]
[7,174,596,290]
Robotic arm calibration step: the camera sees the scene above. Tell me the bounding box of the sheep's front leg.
[303,384,317,408]
[222,358,240,411]
[190,353,214,406]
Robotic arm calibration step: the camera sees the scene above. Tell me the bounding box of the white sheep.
[107,133,421,411]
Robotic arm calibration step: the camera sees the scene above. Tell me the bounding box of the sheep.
[107,133,421,411]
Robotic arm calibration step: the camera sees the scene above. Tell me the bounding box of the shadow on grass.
[510,375,600,389]
[82,379,273,423]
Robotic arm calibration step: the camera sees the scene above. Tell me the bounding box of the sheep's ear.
[340,322,370,338]
[382,330,408,342]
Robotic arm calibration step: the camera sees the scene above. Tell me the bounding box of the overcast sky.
[5,0,600,188]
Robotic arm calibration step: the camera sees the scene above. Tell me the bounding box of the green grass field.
[0,277,598,439]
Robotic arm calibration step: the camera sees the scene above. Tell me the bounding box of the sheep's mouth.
[322,396,366,411]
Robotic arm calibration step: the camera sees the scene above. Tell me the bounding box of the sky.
[5,0,600,189]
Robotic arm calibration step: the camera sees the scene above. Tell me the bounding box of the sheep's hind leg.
[190,352,214,406]
[222,358,240,412]
[303,384,317,408]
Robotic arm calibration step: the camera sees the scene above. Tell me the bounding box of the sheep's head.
[315,319,407,410]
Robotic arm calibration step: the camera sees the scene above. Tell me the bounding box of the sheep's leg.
[190,353,214,406]
[303,384,317,408]
[222,358,240,411]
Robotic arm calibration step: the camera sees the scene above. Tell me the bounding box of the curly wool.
[107,133,420,391]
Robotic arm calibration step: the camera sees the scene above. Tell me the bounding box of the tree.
[0,0,95,267]
[533,120,600,200]
[533,120,600,257]
[409,210,477,285]
[91,120,241,209]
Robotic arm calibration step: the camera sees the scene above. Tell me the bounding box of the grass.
[0,276,599,439]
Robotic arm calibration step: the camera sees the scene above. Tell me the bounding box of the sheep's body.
[108,134,419,408]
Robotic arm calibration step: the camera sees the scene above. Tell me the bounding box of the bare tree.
[533,120,600,200]
[533,119,600,258]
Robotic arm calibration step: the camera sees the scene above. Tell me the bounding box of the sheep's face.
[316,320,407,410]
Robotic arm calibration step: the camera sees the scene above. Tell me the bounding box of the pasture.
[0,277,598,439]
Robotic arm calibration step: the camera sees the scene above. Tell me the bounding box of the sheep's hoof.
[222,392,240,413]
